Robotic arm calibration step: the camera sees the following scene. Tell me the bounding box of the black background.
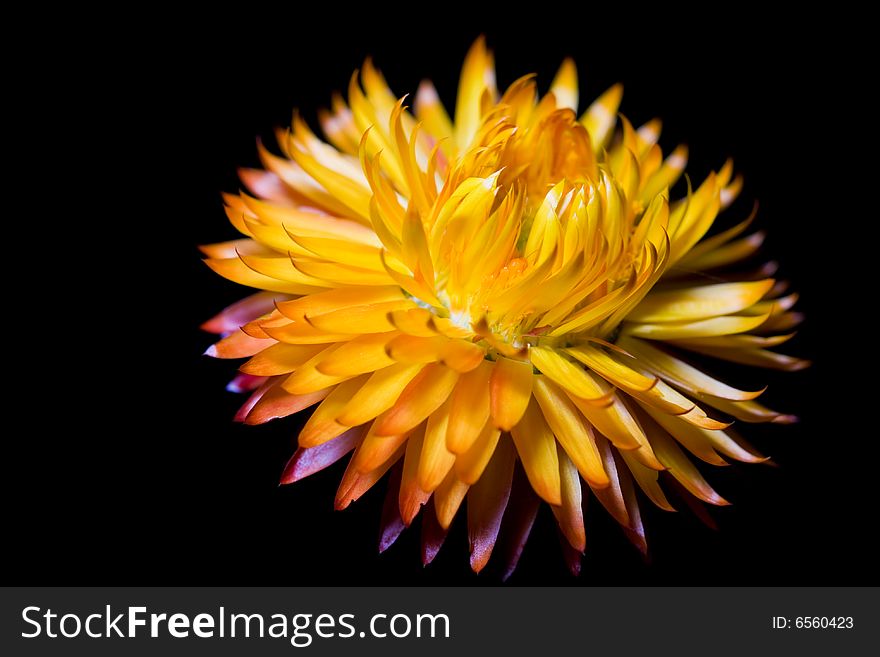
[14,13,873,586]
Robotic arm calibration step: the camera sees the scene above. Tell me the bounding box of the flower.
[202,37,806,577]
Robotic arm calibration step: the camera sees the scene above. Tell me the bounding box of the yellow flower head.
[202,37,806,576]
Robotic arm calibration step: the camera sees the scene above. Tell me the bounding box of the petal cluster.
[203,38,805,576]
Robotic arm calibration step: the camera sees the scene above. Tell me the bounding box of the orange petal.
[314,331,398,376]
[454,421,502,485]
[245,382,331,426]
[446,360,492,453]
[350,420,415,474]
[489,356,533,430]
[305,300,413,334]
[281,344,350,395]
[373,364,459,436]
[417,400,456,493]
[206,331,276,359]
[240,343,327,376]
[277,286,405,321]
[335,440,404,511]
[399,425,430,525]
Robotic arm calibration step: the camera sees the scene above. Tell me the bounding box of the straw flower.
[202,38,806,576]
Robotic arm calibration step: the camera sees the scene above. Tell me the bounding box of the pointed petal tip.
[772,414,799,424]
[203,344,218,357]
[469,549,489,574]
[378,531,402,554]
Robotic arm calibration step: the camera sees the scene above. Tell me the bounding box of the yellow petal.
[415,80,454,154]
[618,335,766,401]
[439,340,486,373]
[549,58,578,112]
[387,307,441,337]
[565,344,657,392]
[681,232,766,272]
[636,402,727,466]
[446,360,492,453]
[671,341,810,371]
[290,235,387,272]
[314,331,397,376]
[627,280,774,323]
[277,286,406,321]
[698,396,797,424]
[418,400,456,492]
[204,257,326,295]
[529,347,613,403]
[336,362,424,426]
[565,391,663,469]
[238,254,331,288]
[281,344,350,395]
[618,449,674,511]
[373,363,459,436]
[454,421,502,485]
[240,343,326,376]
[199,237,276,259]
[645,423,729,505]
[261,320,354,345]
[580,83,622,151]
[386,334,448,364]
[292,259,396,287]
[434,470,469,530]
[641,144,688,201]
[290,144,372,221]
[298,375,369,448]
[239,192,380,244]
[622,313,770,340]
[551,446,585,551]
[509,397,562,506]
[455,35,496,150]
[532,376,609,487]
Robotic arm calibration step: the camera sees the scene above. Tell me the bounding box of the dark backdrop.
[13,14,872,586]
